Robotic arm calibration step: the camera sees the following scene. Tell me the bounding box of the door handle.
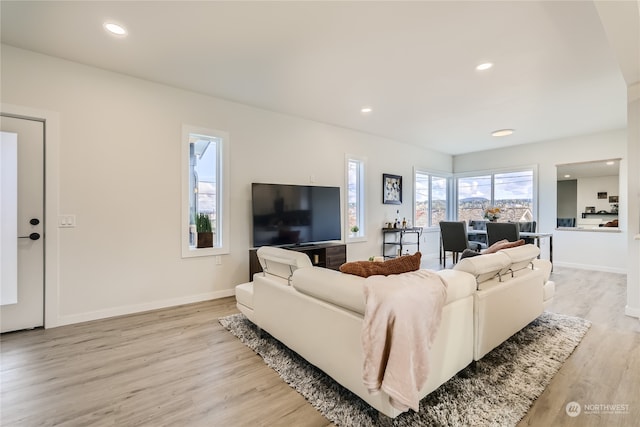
[18,233,41,241]
[30,218,40,225]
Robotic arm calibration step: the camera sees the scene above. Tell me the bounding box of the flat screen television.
[251,183,342,247]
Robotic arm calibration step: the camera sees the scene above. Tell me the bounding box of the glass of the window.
[494,171,534,222]
[457,175,491,222]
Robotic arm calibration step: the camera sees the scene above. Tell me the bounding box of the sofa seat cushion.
[235,282,256,323]
[293,267,367,314]
[235,282,254,309]
[339,252,422,278]
[453,252,511,284]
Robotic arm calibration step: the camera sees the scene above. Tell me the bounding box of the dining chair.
[517,221,536,244]
[468,220,488,248]
[557,217,576,227]
[439,221,481,266]
[486,222,520,246]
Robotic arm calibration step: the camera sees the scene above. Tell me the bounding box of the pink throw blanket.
[362,270,448,412]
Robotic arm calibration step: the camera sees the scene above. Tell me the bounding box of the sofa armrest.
[531,258,552,282]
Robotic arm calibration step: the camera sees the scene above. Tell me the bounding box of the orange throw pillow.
[339,252,422,278]
[482,239,525,254]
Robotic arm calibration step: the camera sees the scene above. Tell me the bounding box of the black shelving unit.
[382,227,422,259]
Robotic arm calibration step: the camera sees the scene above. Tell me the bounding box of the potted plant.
[196,213,213,248]
[350,225,359,236]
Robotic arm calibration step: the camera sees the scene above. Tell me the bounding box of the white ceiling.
[1,1,635,155]
[556,158,620,181]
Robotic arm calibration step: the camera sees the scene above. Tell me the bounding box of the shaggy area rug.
[219,312,590,427]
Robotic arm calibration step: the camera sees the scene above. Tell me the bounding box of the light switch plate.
[58,214,76,228]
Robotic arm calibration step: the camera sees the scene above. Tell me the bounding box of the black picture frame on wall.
[383,173,402,204]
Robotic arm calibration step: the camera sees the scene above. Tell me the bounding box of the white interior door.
[0,116,44,333]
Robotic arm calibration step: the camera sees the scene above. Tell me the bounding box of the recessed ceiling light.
[104,22,127,36]
[606,161,615,165]
[564,174,571,178]
[360,107,372,114]
[491,129,514,137]
[476,62,493,71]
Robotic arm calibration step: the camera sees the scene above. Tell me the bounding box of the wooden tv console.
[248,243,346,281]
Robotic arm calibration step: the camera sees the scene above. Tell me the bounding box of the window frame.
[345,154,367,242]
[413,168,452,230]
[454,165,538,223]
[181,124,230,258]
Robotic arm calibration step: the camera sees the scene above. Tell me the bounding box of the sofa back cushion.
[293,265,476,315]
[256,246,313,282]
[292,267,366,314]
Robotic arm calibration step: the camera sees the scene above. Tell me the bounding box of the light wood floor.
[1,261,638,426]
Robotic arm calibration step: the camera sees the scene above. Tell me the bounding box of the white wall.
[626,89,639,319]
[454,130,627,273]
[577,175,619,217]
[1,45,451,326]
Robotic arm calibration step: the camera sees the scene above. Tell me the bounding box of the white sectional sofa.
[235,244,554,419]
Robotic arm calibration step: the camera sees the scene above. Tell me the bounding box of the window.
[414,170,449,228]
[182,125,229,257]
[346,156,366,240]
[457,169,535,222]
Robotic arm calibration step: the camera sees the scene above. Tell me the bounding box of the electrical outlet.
[58,214,76,228]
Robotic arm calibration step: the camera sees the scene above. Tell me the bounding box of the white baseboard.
[625,305,640,319]
[552,261,627,275]
[51,289,235,328]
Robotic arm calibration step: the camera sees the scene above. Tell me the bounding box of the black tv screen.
[252,183,342,247]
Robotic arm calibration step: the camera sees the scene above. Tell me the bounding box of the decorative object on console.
[220,311,590,427]
[609,195,619,213]
[340,252,421,278]
[383,173,402,204]
[196,213,213,248]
